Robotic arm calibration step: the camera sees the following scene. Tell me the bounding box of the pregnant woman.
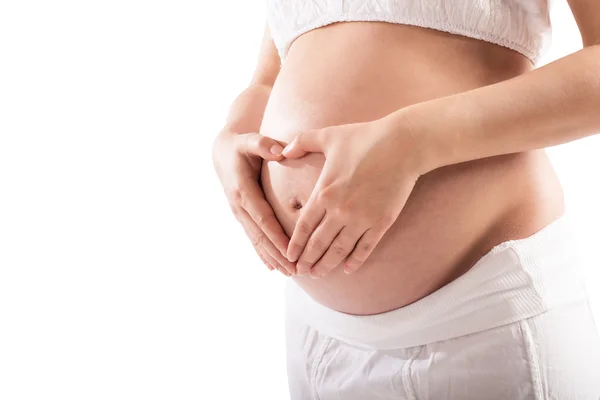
[213,1,600,398]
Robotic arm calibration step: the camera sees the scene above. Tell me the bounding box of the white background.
[0,1,598,399]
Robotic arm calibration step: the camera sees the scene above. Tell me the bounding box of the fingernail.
[310,271,321,279]
[270,144,283,155]
[282,145,292,157]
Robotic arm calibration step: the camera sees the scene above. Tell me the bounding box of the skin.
[212,27,293,276]
[214,0,600,314]
[259,23,564,314]
[283,0,600,277]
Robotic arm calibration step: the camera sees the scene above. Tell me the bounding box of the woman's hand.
[212,130,296,276]
[282,115,428,278]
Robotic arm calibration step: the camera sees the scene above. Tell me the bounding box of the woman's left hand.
[282,114,429,278]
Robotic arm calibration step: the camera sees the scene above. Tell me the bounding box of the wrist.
[383,105,445,176]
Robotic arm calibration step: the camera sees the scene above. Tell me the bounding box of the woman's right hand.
[212,130,296,276]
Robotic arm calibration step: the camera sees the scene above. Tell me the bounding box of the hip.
[286,298,600,400]
[285,215,600,398]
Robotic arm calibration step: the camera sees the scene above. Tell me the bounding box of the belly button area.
[290,197,303,211]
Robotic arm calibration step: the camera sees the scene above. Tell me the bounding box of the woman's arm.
[213,26,297,275]
[280,0,600,277]
[221,26,281,136]
[393,0,600,174]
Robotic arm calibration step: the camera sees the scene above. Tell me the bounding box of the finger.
[296,215,343,276]
[240,221,274,271]
[238,207,296,275]
[309,226,365,279]
[343,228,385,274]
[255,242,292,276]
[256,250,275,271]
[240,181,290,256]
[287,198,326,263]
[230,198,276,272]
[241,133,285,161]
[259,247,291,276]
[282,129,327,159]
[244,224,293,275]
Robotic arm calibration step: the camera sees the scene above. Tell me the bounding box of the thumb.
[282,129,326,159]
[242,133,285,161]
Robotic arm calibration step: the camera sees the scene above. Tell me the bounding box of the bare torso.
[260,22,565,315]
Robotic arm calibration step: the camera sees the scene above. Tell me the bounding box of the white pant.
[285,216,600,399]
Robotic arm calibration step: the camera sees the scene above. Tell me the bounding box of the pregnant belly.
[259,22,564,315]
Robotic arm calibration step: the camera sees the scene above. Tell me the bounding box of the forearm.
[395,45,600,173]
[221,83,273,135]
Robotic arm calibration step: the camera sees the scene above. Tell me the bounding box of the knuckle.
[309,237,327,252]
[252,232,266,247]
[228,186,245,204]
[254,213,266,229]
[256,135,271,149]
[332,205,352,222]
[331,243,349,257]
[379,213,396,228]
[315,187,335,205]
[255,212,274,230]
[359,241,374,255]
[296,221,313,236]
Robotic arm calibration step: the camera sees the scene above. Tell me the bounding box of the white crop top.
[265,0,553,64]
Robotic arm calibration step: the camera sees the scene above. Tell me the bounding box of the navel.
[290,197,303,211]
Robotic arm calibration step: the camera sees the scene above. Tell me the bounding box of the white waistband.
[285,214,588,349]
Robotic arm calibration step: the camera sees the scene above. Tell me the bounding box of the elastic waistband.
[285,214,588,349]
